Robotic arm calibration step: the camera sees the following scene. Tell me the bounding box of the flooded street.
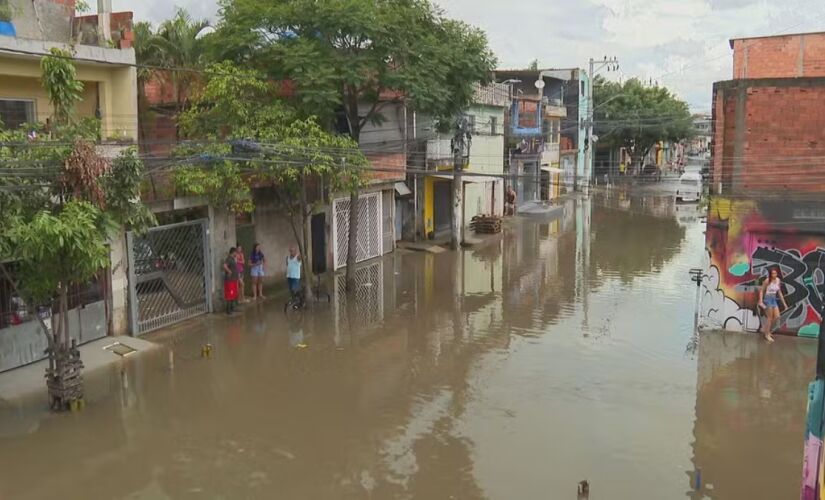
[0,193,815,499]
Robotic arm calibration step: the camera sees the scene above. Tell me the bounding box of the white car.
[676,172,702,203]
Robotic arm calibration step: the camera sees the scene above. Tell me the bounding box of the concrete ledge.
[0,35,136,66]
[0,336,158,403]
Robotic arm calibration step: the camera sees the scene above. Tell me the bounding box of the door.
[332,192,383,270]
[311,213,327,274]
[433,180,452,238]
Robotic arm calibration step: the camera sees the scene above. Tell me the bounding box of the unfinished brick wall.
[712,79,825,193]
[733,33,825,79]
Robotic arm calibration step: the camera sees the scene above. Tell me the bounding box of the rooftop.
[729,30,825,48]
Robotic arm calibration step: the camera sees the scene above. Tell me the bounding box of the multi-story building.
[494,68,588,206]
[700,31,825,337]
[0,0,139,371]
[413,83,509,241]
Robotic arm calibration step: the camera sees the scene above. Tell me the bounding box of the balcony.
[473,82,510,108]
[544,101,567,118]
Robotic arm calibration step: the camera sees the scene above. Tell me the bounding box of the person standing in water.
[249,243,266,300]
[758,267,788,343]
[236,243,247,303]
[286,246,302,297]
[223,247,240,314]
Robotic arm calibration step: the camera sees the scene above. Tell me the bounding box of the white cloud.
[113,0,825,111]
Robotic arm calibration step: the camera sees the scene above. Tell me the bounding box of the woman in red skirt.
[223,247,240,314]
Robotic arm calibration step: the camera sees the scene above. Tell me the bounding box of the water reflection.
[691,331,815,499]
[0,194,812,499]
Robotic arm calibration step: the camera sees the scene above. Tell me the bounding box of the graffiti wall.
[701,198,825,337]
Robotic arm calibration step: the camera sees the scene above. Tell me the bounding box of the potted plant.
[0,0,16,37]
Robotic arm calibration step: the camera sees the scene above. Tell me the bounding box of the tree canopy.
[0,50,154,339]
[593,76,693,165]
[209,0,497,139]
[173,62,367,278]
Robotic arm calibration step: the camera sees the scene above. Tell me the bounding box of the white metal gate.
[126,220,211,335]
[334,260,385,334]
[332,192,383,270]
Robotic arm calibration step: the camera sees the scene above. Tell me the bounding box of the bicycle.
[283,275,331,315]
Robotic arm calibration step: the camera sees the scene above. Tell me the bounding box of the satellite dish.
[534,79,545,90]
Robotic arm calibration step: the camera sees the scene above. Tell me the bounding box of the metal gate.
[334,260,385,334]
[126,219,211,335]
[332,192,383,270]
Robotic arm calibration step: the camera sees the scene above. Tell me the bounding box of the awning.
[394,182,412,196]
[430,174,487,184]
[540,166,565,173]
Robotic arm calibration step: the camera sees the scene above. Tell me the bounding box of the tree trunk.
[344,89,362,293]
[300,174,314,298]
[345,189,359,292]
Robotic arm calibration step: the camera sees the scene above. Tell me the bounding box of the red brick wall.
[733,33,825,79]
[713,80,825,193]
[365,152,406,183]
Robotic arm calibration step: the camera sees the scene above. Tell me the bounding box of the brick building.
[701,32,825,337]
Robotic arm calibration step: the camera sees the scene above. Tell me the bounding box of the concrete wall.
[360,102,407,183]
[7,0,75,43]
[701,197,825,337]
[250,194,301,287]
[208,206,236,307]
[733,33,825,79]
[712,77,825,194]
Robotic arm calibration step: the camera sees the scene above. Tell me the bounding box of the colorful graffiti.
[701,198,825,336]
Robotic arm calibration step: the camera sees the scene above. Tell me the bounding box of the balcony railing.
[473,83,510,108]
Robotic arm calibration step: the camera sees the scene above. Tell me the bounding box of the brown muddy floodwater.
[0,194,816,499]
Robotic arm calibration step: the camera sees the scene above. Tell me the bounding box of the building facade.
[701,31,825,337]
[494,68,588,206]
[415,83,509,241]
[0,0,140,371]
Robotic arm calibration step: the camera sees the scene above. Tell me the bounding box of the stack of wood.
[470,215,502,234]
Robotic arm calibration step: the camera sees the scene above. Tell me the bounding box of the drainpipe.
[98,0,112,44]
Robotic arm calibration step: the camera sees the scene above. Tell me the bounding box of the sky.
[114,0,825,111]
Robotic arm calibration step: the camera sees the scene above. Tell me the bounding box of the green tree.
[175,62,367,284]
[211,0,495,288]
[593,76,693,170]
[41,48,84,126]
[213,0,496,137]
[0,55,154,409]
[153,9,210,115]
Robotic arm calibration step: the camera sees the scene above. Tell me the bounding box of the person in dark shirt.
[223,247,240,314]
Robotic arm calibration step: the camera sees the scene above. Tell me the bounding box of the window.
[580,80,585,96]
[550,120,560,144]
[490,116,498,135]
[0,99,35,130]
[467,114,476,132]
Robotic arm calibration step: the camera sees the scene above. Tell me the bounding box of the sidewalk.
[0,335,159,403]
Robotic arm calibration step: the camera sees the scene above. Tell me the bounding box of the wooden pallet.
[470,215,502,234]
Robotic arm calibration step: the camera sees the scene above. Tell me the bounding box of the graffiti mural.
[701,197,825,337]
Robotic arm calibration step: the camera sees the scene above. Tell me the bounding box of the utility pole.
[451,116,471,250]
[586,56,619,193]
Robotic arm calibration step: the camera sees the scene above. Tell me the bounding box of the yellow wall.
[0,55,138,140]
[424,176,434,236]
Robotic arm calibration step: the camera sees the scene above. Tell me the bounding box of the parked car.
[676,172,702,203]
